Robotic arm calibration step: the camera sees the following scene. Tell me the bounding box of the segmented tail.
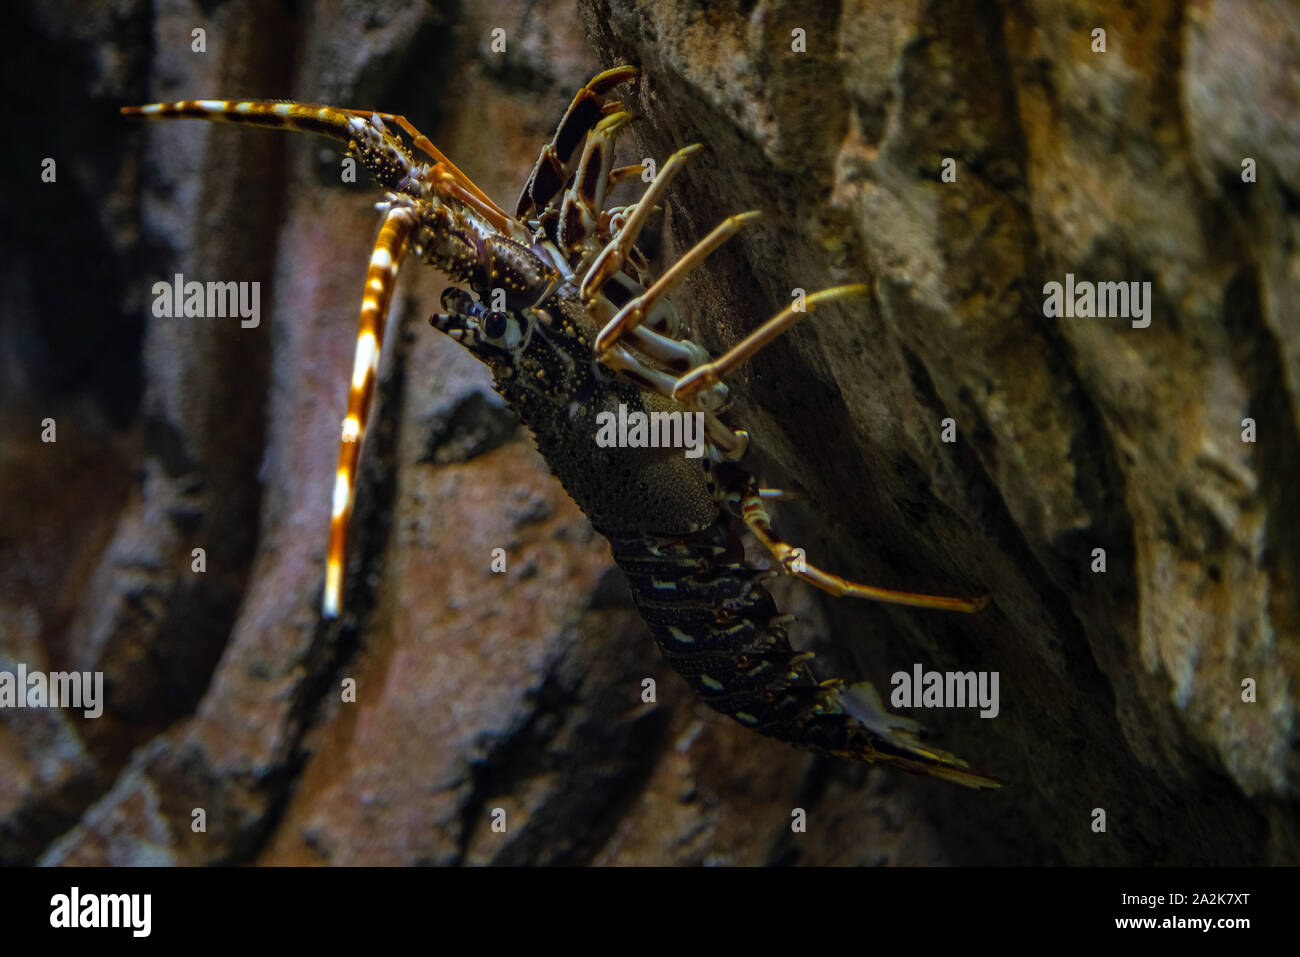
[608,524,1000,789]
[832,681,1000,789]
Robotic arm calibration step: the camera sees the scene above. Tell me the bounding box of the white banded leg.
[323,205,417,618]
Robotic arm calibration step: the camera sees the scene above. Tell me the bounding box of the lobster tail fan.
[838,682,1002,790]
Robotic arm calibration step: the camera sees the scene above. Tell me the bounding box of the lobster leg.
[515,65,640,221]
[594,209,764,356]
[588,233,870,463]
[606,165,645,190]
[557,111,634,257]
[580,292,748,459]
[586,260,862,464]
[673,284,871,403]
[580,143,703,306]
[323,204,418,618]
[730,472,987,613]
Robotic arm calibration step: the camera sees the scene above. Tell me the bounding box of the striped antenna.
[123,98,453,618]
[121,99,514,231]
[324,205,417,617]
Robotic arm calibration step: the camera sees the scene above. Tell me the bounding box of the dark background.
[1,0,1297,865]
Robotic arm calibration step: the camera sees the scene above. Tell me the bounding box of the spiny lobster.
[123,65,999,789]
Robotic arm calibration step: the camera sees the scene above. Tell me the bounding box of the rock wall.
[2,0,1296,864]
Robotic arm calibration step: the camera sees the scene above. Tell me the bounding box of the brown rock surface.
[3,0,1296,865]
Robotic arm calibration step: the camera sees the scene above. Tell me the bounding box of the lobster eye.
[483,312,507,339]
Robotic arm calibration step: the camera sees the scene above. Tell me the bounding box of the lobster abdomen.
[607,522,838,734]
[606,522,1001,788]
